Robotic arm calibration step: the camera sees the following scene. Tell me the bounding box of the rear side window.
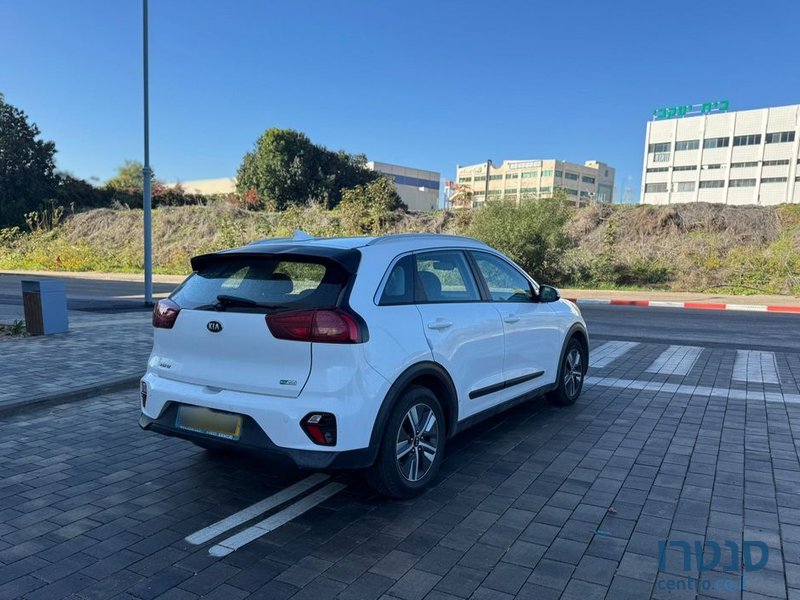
[415,250,480,303]
[172,256,348,312]
[379,255,414,305]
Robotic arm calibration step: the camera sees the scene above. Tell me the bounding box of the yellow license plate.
[176,405,242,440]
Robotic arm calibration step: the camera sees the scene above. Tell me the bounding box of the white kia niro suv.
[140,233,588,498]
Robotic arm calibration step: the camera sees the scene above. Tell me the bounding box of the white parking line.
[646,345,703,376]
[185,473,329,546]
[208,482,346,557]
[590,341,639,368]
[585,376,800,404]
[733,350,779,384]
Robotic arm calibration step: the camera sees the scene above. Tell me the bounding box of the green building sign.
[652,100,730,120]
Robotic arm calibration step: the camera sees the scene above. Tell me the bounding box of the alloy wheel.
[563,347,583,399]
[396,403,438,482]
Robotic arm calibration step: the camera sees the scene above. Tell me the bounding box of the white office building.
[366,161,440,212]
[641,103,800,205]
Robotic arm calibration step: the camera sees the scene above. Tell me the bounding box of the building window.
[675,139,700,151]
[582,175,595,184]
[672,165,697,172]
[731,161,759,168]
[458,177,472,183]
[761,177,788,183]
[505,188,518,194]
[765,131,795,144]
[703,137,730,149]
[579,191,590,197]
[539,186,551,193]
[699,180,725,189]
[505,173,518,179]
[565,188,578,195]
[702,164,724,170]
[564,172,579,181]
[489,175,502,181]
[520,187,536,193]
[762,159,790,166]
[674,181,695,192]
[645,183,668,193]
[554,170,563,177]
[474,176,486,182]
[541,170,553,177]
[733,134,761,146]
[653,152,671,163]
[729,179,756,188]
[521,172,537,178]
[646,167,669,173]
[648,142,671,153]
[487,189,501,195]
[473,190,485,195]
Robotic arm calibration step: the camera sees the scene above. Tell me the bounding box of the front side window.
[414,251,480,304]
[472,253,533,302]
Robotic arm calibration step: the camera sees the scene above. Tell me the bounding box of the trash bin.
[21,280,69,335]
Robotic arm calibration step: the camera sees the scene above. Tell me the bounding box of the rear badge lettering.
[207,321,223,333]
[280,379,298,386]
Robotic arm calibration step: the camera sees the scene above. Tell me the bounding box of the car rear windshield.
[171,255,349,312]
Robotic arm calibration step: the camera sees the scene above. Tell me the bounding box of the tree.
[105,159,155,192]
[235,128,383,210]
[0,93,58,226]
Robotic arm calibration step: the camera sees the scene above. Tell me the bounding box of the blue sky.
[2,0,799,202]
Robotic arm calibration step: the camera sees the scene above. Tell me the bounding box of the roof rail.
[365,233,485,246]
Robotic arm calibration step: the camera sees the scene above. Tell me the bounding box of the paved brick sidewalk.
[1,335,799,599]
[0,305,151,412]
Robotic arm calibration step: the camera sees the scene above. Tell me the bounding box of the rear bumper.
[139,403,376,470]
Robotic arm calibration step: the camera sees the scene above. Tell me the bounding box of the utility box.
[21,280,69,335]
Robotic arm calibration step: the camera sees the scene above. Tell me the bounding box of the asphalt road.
[0,273,175,311]
[581,304,800,352]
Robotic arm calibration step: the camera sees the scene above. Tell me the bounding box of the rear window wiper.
[216,294,258,308]
[215,295,291,311]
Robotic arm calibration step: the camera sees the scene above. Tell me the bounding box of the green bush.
[467,197,571,283]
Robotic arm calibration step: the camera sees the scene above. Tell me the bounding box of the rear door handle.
[427,320,453,330]
[503,316,520,324]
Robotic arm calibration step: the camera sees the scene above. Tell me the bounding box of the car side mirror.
[538,285,560,303]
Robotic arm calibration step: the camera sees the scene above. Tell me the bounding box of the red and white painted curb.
[564,297,800,314]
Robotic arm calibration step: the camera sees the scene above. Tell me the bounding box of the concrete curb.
[0,373,143,417]
[567,297,800,314]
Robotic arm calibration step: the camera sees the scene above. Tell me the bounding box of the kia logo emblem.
[207,321,223,333]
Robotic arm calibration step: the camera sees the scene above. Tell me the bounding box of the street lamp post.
[142,0,153,306]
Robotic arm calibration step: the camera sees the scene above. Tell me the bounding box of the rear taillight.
[153,298,181,329]
[266,309,363,343]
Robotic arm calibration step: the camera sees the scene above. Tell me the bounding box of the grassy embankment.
[1,200,799,295]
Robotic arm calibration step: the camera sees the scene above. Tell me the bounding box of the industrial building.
[365,161,440,212]
[451,159,614,208]
[641,103,800,205]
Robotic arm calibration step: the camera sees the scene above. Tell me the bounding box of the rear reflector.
[300,412,337,446]
[153,298,181,329]
[266,309,362,343]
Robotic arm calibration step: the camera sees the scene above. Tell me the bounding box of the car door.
[412,249,505,420]
[469,251,562,393]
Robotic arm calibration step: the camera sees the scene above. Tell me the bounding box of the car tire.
[547,337,586,406]
[367,386,445,499]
